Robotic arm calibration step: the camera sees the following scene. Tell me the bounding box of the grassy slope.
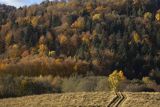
[122,92,160,107]
[0,92,116,107]
[0,92,160,107]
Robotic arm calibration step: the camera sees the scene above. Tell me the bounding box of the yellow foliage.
[92,14,102,21]
[67,1,80,8]
[31,16,40,27]
[54,58,63,64]
[144,12,152,20]
[73,64,78,71]
[81,33,90,43]
[86,2,93,12]
[13,44,19,49]
[119,70,126,80]
[48,51,56,57]
[56,2,66,9]
[133,32,141,43]
[156,12,160,21]
[142,77,153,84]
[108,70,126,91]
[5,32,12,46]
[71,17,85,29]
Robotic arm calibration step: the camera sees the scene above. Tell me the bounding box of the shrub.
[95,77,110,92]
[142,77,154,84]
[61,76,110,92]
[61,75,81,92]
[0,75,55,98]
[20,78,53,95]
[125,84,154,92]
[0,75,19,98]
[76,77,97,92]
[123,79,154,92]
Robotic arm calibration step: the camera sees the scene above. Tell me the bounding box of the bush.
[95,77,110,92]
[118,79,155,92]
[61,76,110,92]
[20,78,53,95]
[0,75,55,98]
[61,75,81,92]
[76,77,97,92]
[125,84,154,92]
[0,75,20,98]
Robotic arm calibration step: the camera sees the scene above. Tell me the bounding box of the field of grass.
[0,92,116,107]
[122,92,160,107]
[0,92,160,107]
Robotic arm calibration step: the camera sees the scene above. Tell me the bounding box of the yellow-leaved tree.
[81,32,91,44]
[155,10,160,21]
[5,32,13,46]
[71,17,85,30]
[108,70,126,91]
[31,16,40,27]
[92,14,102,21]
[133,31,141,43]
[144,12,152,20]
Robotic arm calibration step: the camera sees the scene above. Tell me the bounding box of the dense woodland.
[0,0,160,83]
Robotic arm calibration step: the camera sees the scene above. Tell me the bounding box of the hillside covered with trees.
[0,0,160,83]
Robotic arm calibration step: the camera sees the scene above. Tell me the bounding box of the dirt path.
[107,92,126,107]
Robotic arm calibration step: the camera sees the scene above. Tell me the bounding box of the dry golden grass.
[0,92,116,107]
[0,92,160,107]
[122,92,160,107]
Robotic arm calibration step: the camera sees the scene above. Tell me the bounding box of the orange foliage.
[0,56,90,77]
[38,44,48,56]
[58,34,68,45]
